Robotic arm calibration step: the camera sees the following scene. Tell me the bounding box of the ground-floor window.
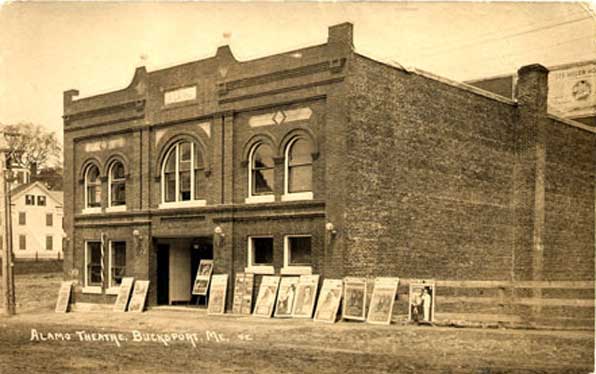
[85,241,103,290]
[282,235,313,275]
[19,235,26,250]
[247,236,274,274]
[109,241,126,289]
[46,236,53,251]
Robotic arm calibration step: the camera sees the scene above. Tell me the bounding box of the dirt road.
[0,273,594,373]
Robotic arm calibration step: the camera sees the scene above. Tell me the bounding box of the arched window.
[249,143,274,197]
[85,164,101,209]
[161,141,205,205]
[285,138,313,196]
[108,161,126,208]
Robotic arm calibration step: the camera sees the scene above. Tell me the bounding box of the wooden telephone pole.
[1,133,16,316]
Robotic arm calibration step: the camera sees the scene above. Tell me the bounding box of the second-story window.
[109,161,126,208]
[25,195,35,205]
[286,138,313,194]
[161,141,205,205]
[249,143,274,196]
[85,164,101,209]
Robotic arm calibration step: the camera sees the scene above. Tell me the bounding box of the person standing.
[422,287,432,322]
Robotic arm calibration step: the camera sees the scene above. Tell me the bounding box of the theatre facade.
[63,23,595,327]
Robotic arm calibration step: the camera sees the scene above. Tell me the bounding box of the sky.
[0,2,594,146]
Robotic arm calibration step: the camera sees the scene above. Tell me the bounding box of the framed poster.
[292,275,320,318]
[127,280,150,313]
[208,274,228,315]
[273,277,299,318]
[314,279,343,323]
[55,281,73,313]
[342,277,367,321]
[367,277,399,325]
[113,277,135,312]
[253,276,280,318]
[232,273,255,315]
[192,259,214,296]
[408,280,436,324]
[232,273,245,314]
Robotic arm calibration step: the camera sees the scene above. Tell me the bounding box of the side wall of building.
[346,55,518,282]
[543,120,595,281]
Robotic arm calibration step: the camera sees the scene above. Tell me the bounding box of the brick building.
[63,23,595,327]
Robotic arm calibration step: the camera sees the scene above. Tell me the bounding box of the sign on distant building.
[548,62,596,119]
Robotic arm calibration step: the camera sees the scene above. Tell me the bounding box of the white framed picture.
[342,277,367,321]
[408,280,436,324]
[314,279,343,323]
[274,277,299,318]
[253,276,280,318]
[292,274,320,318]
[367,277,399,325]
[208,274,228,315]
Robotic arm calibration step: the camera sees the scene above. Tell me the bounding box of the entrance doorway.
[155,237,213,306]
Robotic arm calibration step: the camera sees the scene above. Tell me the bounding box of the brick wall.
[345,55,518,281]
[543,119,596,281]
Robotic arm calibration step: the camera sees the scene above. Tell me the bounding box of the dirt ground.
[0,273,595,374]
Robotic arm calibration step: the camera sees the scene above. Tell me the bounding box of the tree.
[1,123,62,173]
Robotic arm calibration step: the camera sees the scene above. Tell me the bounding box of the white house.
[8,181,64,259]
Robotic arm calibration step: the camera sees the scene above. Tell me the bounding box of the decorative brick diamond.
[272,111,286,125]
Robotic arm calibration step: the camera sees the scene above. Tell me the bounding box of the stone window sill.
[105,287,120,295]
[158,200,207,209]
[245,195,275,204]
[280,266,312,275]
[281,192,313,202]
[106,205,127,213]
[82,207,102,215]
[245,266,274,275]
[82,286,102,294]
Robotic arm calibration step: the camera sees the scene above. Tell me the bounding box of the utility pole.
[1,132,16,316]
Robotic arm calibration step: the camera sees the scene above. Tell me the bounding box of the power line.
[422,34,595,71]
[408,10,588,57]
[410,15,593,61]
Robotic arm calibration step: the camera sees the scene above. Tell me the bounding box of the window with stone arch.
[248,142,275,198]
[108,160,126,208]
[84,164,101,210]
[161,140,206,206]
[284,137,314,199]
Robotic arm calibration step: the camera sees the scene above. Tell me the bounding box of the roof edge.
[547,113,596,134]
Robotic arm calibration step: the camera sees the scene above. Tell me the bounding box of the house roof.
[10,181,63,205]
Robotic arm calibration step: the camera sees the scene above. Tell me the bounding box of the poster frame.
[407,279,436,324]
[207,274,229,315]
[273,276,299,318]
[342,277,368,321]
[314,279,343,323]
[291,274,320,319]
[366,277,400,325]
[127,280,150,313]
[113,277,135,312]
[253,276,280,318]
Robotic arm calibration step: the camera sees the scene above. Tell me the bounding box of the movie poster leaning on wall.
[208,274,229,315]
[367,277,399,325]
[342,277,367,321]
[292,275,320,318]
[113,277,135,312]
[314,279,343,323]
[274,277,299,318]
[192,259,214,296]
[253,276,280,318]
[128,280,150,313]
[232,273,255,315]
[55,281,73,313]
[408,280,436,324]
